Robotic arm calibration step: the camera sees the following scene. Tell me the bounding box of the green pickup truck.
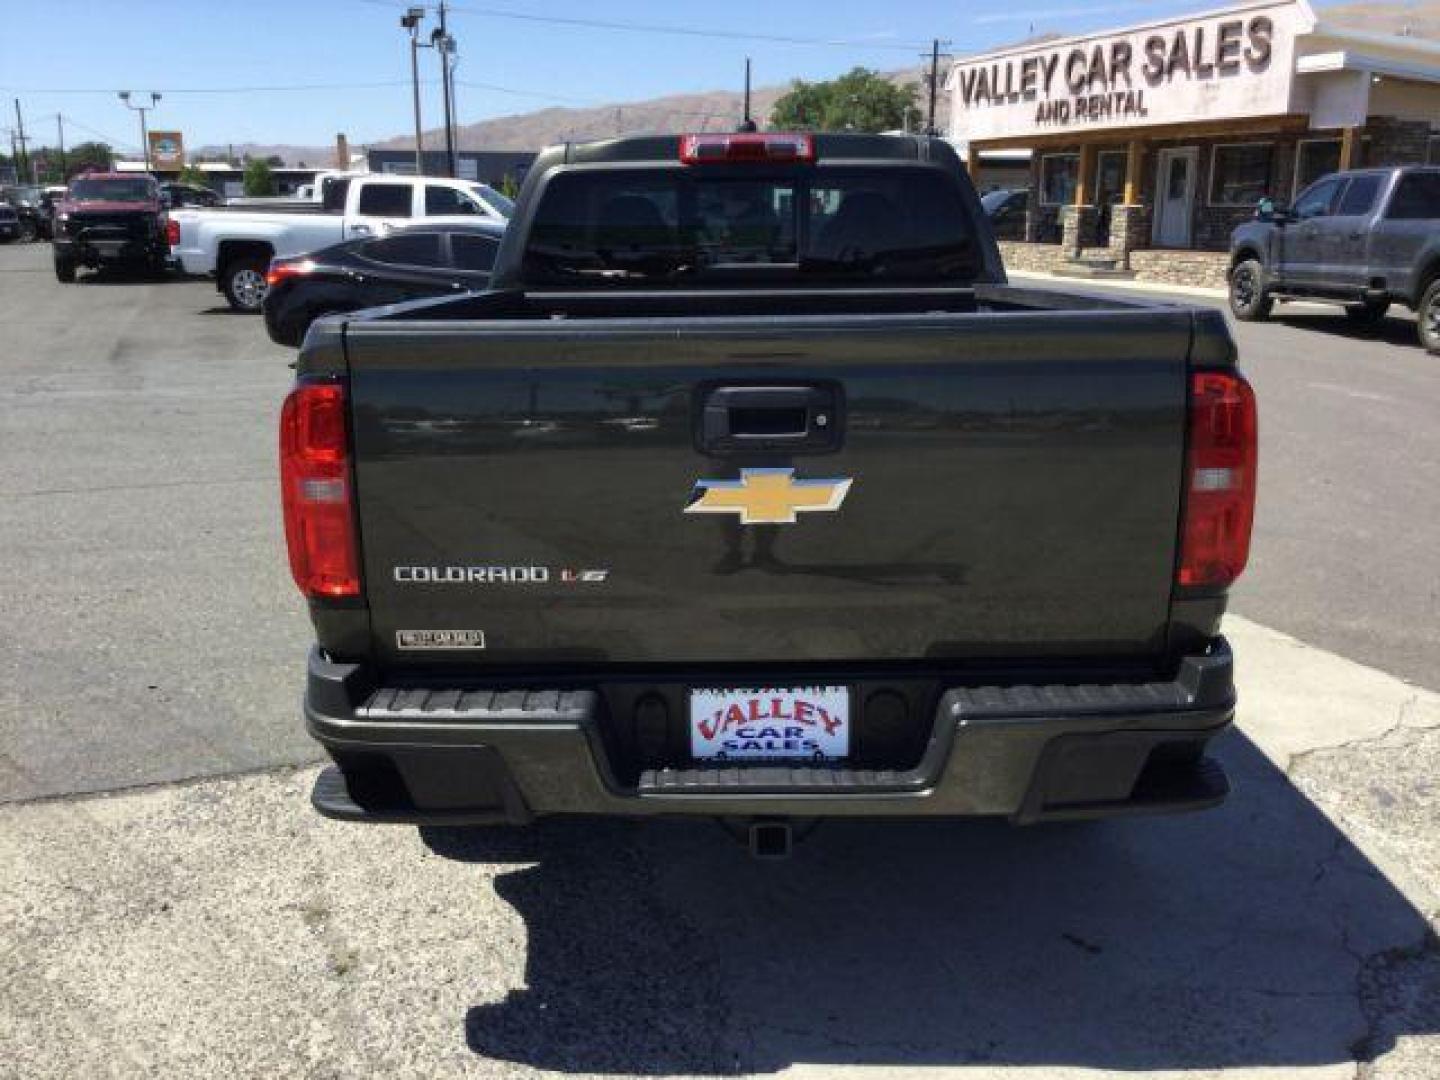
[280,132,1256,856]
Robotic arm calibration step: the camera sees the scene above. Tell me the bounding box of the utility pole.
[432,0,457,178]
[55,113,66,180]
[738,58,757,133]
[12,100,30,180]
[401,7,426,175]
[119,91,161,171]
[924,39,952,137]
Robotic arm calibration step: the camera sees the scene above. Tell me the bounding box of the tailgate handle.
[699,384,842,454]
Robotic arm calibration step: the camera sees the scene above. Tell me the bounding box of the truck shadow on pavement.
[1271,310,1424,350]
[422,731,1436,1075]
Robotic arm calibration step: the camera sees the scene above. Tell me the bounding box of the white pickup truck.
[169,173,514,310]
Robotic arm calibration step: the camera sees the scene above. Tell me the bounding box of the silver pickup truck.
[169,173,512,311]
[1228,165,1440,354]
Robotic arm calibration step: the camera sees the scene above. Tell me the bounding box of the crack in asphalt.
[1286,692,1437,776]
[0,475,274,500]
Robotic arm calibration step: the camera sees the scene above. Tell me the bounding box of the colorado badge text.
[683,468,853,526]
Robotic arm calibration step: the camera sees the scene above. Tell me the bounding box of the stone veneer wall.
[1125,249,1231,289]
[997,241,1230,290]
[1024,205,1063,244]
[1060,205,1099,256]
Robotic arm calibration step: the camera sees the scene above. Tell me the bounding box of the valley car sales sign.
[948,0,1312,141]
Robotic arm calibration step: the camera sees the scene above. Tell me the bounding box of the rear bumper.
[305,641,1236,826]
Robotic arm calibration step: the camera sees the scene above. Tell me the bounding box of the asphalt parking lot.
[1,241,1437,1078]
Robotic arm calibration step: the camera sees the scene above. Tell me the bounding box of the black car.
[980,188,1028,241]
[1,185,47,241]
[160,182,222,208]
[0,202,19,243]
[262,220,505,346]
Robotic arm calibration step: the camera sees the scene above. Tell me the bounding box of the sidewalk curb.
[1008,269,1228,300]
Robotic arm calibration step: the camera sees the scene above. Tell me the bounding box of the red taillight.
[266,258,315,287]
[679,132,815,165]
[1178,370,1257,589]
[165,218,179,247]
[280,380,360,599]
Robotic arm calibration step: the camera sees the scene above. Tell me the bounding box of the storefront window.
[1039,155,1079,206]
[1295,139,1342,195]
[1209,144,1275,207]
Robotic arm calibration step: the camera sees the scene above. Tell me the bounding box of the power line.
[57,114,137,152]
[0,79,432,95]
[354,0,929,51]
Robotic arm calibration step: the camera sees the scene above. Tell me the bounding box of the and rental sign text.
[950,1,1306,141]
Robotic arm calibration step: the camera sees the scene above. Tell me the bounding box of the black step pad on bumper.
[639,766,917,796]
[359,688,594,722]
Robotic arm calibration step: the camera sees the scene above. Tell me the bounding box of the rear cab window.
[1386,172,1440,220]
[361,232,444,266]
[521,164,982,288]
[357,183,414,218]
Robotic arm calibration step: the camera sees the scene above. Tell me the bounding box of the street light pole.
[12,99,30,180]
[401,7,426,176]
[118,91,161,172]
[923,39,951,137]
[432,0,457,178]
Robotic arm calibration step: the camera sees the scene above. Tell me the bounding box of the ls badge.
[684,468,853,525]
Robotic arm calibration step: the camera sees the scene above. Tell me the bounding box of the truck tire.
[53,255,76,283]
[1228,259,1272,322]
[1344,300,1389,324]
[221,256,269,312]
[1419,280,1440,356]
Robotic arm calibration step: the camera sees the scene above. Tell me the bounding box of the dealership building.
[949,0,1440,285]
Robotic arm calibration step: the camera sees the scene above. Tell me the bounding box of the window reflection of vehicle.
[525,167,980,285]
[69,178,156,202]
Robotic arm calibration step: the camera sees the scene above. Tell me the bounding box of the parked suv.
[1228,166,1440,354]
[2,185,48,241]
[52,173,171,281]
[980,188,1028,241]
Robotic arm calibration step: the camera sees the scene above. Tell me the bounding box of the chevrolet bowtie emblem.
[684,468,853,525]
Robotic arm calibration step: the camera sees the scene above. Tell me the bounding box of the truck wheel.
[1228,259,1272,322]
[1344,300,1389,324]
[53,256,76,283]
[222,256,269,312]
[1419,281,1440,356]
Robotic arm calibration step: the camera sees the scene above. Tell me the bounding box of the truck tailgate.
[344,309,1192,668]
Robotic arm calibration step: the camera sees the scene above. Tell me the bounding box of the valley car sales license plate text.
[689,686,849,762]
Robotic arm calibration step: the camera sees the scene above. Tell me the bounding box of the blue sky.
[0,0,1340,152]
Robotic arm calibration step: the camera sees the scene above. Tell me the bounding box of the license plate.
[689,686,850,763]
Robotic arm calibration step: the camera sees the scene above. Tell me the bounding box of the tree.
[65,141,114,177]
[177,163,208,187]
[243,157,276,196]
[498,172,520,199]
[265,154,284,168]
[769,67,917,133]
